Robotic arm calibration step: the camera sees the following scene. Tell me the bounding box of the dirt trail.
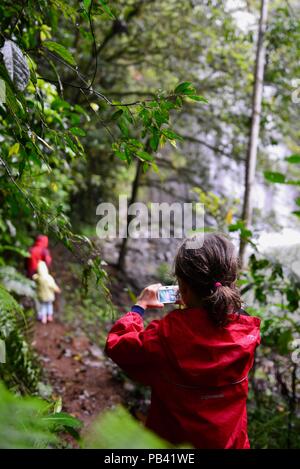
[31,242,127,427]
[32,321,124,426]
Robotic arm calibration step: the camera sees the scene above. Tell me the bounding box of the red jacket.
[27,235,52,278]
[106,307,261,449]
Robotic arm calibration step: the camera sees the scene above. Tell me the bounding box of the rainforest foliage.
[0,0,300,449]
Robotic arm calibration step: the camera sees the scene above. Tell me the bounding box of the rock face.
[257,229,300,280]
[98,236,180,291]
[265,243,300,280]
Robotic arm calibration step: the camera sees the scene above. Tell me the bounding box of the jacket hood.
[35,235,49,247]
[37,261,49,276]
[159,307,261,387]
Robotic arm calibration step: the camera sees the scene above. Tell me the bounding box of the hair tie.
[214,282,222,288]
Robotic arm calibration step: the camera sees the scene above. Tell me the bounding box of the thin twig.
[36,74,165,107]
[80,88,114,141]
[10,1,28,34]
[87,0,98,89]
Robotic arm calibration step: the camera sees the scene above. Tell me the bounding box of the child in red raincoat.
[26,235,52,278]
[105,233,260,449]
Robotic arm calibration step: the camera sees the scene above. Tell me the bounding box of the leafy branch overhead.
[0,8,206,234]
[111,82,207,167]
[264,154,300,218]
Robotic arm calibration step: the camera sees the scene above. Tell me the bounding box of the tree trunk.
[239,0,269,267]
[117,158,143,271]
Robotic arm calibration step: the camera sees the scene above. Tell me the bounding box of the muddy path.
[32,320,125,426]
[31,241,131,427]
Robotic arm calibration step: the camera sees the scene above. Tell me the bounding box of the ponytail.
[202,283,241,327]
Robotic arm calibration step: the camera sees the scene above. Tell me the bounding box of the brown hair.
[174,233,241,326]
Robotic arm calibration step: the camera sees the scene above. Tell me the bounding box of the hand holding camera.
[136,284,181,310]
[136,283,164,310]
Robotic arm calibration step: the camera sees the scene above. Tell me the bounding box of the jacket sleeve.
[43,248,52,267]
[52,279,60,293]
[48,276,60,293]
[105,312,162,386]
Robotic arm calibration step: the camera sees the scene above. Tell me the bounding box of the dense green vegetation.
[0,0,300,449]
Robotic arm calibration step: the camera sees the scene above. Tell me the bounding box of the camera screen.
[158,287,179,304]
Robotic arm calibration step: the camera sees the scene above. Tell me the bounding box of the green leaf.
[278,329,293,355]
[148,101,159,108]
[42,412,82,429]
[153,109,169,127]
[70,127,86,137]
[175,96,183,107]
[63,426,81,441]
[161,129,183,141]
[0,245,29,257]
[83,406,177,449]
[53,397,62,414]
[139,108,151,126]
[174,82,194,94]
[43,41,76,66]
[8,142,20,157]
[118,118,129,137]
[83,0,92,11]
[52,97,71,110]
[152,162,159,173]
[64,134,81,154]
[264,171,286,183]
[285,154,300,164]
[149,129,160,151]
[136,150,153,161]
[292,211,300,218]
[122,107,134,124]
[99,0,115,19]
[187,95,208,103]
[228,220,252,239]
[114,150,127,161]
[286,180,300,186]
[111,109,123,121]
